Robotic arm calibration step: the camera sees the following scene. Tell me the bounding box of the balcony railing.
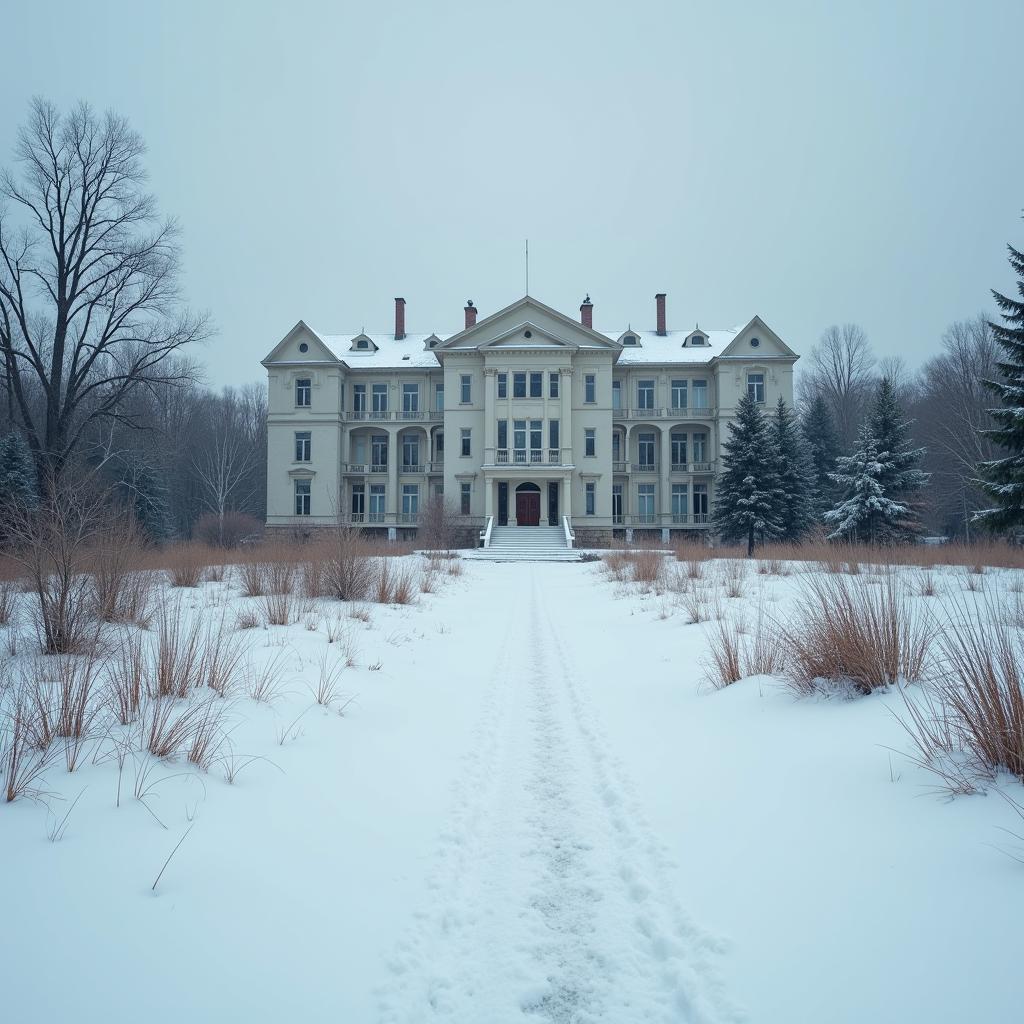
[613,407,713,420]
[631,462,659,473]
[671,461,715,473]
[490,448,567,466]
[611,512,712,527]
[343,410,444,422]
[613,461,628,473]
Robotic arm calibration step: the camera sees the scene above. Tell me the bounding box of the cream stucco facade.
[261,294,798,542]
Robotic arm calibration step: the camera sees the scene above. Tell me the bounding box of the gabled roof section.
[718,316,797,360]
[261,320,341,366]
[436,295,622,352]
[348,333,378,352]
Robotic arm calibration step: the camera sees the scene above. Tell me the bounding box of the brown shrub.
[780,573,931,696]
[703,619,743,689]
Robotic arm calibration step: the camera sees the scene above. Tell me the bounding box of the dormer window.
[623,334,637,346]
[357,340,369,349]
[350,334,377,352]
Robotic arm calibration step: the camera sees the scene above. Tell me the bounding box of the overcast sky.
[2,0,1022,387]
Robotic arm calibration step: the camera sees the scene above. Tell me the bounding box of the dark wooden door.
[516,492,540,526]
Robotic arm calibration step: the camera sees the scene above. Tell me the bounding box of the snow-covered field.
[2,554,1023,1023]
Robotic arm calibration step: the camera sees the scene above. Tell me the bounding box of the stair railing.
[562,516,575,548]
[479,515,494,549]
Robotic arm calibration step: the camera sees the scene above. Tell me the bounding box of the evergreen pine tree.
[802,394,842,521]
[0,431,37,510]
[713,391,783,556]
[976,242,1024,531]
[119,459,174,542]
[824,424,911,543]
[868,377,928,540]
[771,397,817,541]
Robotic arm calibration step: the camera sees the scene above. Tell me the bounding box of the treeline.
[0,374,267,543]
[796,314,1000,539]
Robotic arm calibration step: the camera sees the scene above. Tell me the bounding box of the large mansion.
[262,294,798,543]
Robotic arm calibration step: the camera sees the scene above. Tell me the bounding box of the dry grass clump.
[899,593,1024,791]
[245,651,287,704]
[780,573,931,696]
[238,559,267,598]
[105,631,147,725]
[703,619,743,689]
[1,692,59,802]
[200,613,250,696]
[310,652,345,707]
[630,550,663,585]
[235,607,260,630]
[916,570,939,597]
[446,559,464,578]
[152,598,207,698]
[166,546,206,588]
[261,591,304,627]
[722,560,747,598]
[324,527,375,602]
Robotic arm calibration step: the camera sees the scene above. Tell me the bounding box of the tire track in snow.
[377,566,737,1023]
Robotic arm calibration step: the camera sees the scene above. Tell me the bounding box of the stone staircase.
[470,525,580,562]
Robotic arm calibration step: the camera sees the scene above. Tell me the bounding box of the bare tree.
[0,99,209,492]
[192,392,257,545]
[798,324,876,450]
[915,315,1001,536]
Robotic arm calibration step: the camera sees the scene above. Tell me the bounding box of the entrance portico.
[483,469,572,527]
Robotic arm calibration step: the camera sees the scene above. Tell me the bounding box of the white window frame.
[747,372,765,404]
[584,428,596,457]
[460,374,472,405]
[295,431,311,462]
[294,478,311,516]
[460,428,471,457]
[584,374,596,404]
[295,378,312,408]
[585,482,596,516]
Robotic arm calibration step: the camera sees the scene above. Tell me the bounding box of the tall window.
[529,372,542,398]
[692,379,708,409]
[584,374,596,404]
[372,383,388,416]
[530,420,542,461]
[460,374,472,404]
[692,431,707,463]
[638,432,656,468]
[402,383,419,414]
[402,484,419,518]
[584,428,596,457]
[671,379,687,409]
[497,419,508,449]
[693,483,709,521]
[460,428,471,457]
[638,483,655,522]
[350,484,364,520]
[747,372,765,404]
[671,432,687,468]
[612,483,623,523]
[612,431,621,463]
[585,482,596,516]
[549,372,559,399]
[435,382,444,411]
[295,431,311,462]
[611,379,621,410]
[294,478,311,516]
[548,419,559,451]
[497,373,507,399]
[371,435,388,469]
[513,372,527,398]
[672,483,689,522]
[460,481,471,515]
[369,484,385,522]
[295,378,311,407]
[637,379,655,410]
[513,420,526,458]
[353,384,367,415]
[402,435,420,468]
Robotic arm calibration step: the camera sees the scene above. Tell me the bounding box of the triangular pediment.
[437,295,621,353]
[262,321,340,365]
[718,316,797,360]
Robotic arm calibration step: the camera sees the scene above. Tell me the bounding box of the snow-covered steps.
[469,525,581,562]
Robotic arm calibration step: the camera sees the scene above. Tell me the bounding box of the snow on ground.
[2,555,1023,1023]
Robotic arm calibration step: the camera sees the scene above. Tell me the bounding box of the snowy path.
[378,566,734,1023]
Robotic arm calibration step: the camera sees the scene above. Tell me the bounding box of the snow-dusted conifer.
[771,396,817,541]
[975,241,1024,531]
[713,391,783,556]
[802,393,841,520]
[0,431,37,510]
[824,424,910,543]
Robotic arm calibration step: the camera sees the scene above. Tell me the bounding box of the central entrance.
[514,482,541,526]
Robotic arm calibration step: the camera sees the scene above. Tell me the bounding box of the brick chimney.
[464,300,477,330]
[655,293,667,336]
[580,294,593,330]
[394,297,406,340]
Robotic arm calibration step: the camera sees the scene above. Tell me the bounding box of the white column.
[560,367,573,463]
[484,368,496,454]
[387,427,399,519]
[660,425,671,529]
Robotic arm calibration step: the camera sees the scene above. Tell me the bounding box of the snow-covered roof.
[310,331,450,369]
[598,328,742,365]
[296,321,749,368]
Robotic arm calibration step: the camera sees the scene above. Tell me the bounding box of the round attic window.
[299,342,309,353]
[524,330,533,339]
[750,337,760,348]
